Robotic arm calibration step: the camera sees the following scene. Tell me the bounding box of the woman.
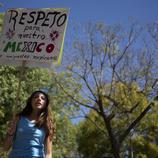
[4,90,55,158]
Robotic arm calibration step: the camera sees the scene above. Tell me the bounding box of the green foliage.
[133,136,158,158]
[129,100,158,158]
[136,153,147,158]
[77,111,110,158]
[0,13,4,33]
[0,66,52,157]
[50,71,84,119]
[53,115,78,158]
[0,66,79,157]
[66,21,158,158]
[0,66,52,140]
[76,82,158,158]
[48,71,83,157]
[108,83,148,133]
[0,66,52,114]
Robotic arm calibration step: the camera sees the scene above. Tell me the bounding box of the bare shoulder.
[8,115,20,126]
[12,115,20,122]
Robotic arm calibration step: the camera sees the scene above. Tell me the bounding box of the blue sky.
[0,0,157,123]
[0,0,158,24]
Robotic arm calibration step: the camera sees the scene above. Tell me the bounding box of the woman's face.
[31,92,47,112]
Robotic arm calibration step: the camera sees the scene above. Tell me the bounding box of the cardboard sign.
[0,8,69,68]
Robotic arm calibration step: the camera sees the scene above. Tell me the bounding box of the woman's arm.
[3,116,19,151]
[45,135,52,158]
[3,134,14,151]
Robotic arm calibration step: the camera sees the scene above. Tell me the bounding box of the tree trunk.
[112,145,120,158]
[102,113,121,158]
[98,97,121,158]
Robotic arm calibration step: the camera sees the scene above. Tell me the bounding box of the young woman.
[4,90,55,158]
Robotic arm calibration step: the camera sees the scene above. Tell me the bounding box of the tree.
[76,83,155,158]
[48,71,81,158]
[55,21,158,158]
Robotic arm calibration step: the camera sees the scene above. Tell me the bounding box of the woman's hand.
[3,116,19,151]
[7,116,19,136]
[45,136,52,158]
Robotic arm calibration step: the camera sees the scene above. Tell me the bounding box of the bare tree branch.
[54,76,100,113]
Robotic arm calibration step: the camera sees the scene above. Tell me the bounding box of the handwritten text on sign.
[0,8,69,65]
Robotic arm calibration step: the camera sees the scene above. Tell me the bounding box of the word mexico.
[8,9,67,30]
[3,41,55,53]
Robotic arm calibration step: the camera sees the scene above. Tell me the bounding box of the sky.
[0,0,158,24]
[0,0,157,123]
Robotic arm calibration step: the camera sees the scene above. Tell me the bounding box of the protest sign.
[0,8,69,68]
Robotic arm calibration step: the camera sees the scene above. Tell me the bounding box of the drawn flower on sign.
[49,30,59,41]
[5,29,15,39]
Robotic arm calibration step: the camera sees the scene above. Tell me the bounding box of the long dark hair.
[18,90,55,140]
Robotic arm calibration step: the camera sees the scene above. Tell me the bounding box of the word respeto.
[8,9,67,30]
